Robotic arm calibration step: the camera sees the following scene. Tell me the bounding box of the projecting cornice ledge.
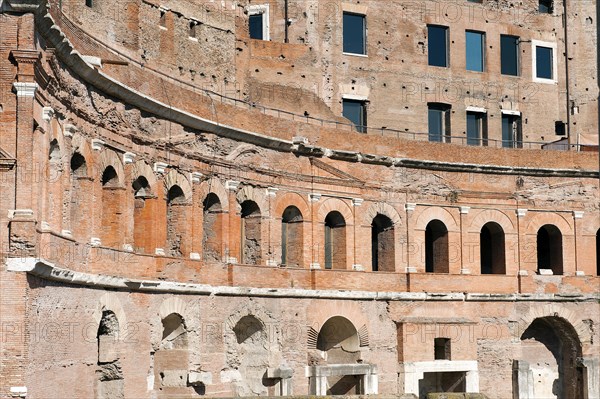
[6,258,600,302]
[34,3,599,180]
[1,0,39,12]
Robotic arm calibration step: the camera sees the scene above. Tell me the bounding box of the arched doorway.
[516,316,584,399]
[372,214,394,272]
[537,225,563,275]
[240,200,261,265]
[232,315,269,396]
[425,220,449,273]
[480,222,506,274]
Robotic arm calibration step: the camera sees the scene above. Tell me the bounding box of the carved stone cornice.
[10,49,41,64]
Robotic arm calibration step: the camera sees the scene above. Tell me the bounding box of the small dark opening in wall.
[434,338,451,360]
[85,0,93,8]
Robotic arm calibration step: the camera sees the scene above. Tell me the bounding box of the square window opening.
[434,338,451,360]
[428,25,449,67]
[343,12,366,55]
[502,114,523,148]
[248,5,269,41]
[466,111,488,146]
[343,99,367,133]
[539,0,553,13]
[535,46,554,80]
[428,103,452,143]
[466,31,485,72]
[501,35,520,76]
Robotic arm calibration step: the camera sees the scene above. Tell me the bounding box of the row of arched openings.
[69,151,600,274]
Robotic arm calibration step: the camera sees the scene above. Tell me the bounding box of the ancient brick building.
[0,0,599,398]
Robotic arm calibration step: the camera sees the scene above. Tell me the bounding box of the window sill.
[343,52,368,58]
[532,77,557,85]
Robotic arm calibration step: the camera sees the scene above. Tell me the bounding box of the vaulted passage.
[516,317,584,399]
[203,193,223,262]
[537,225,563,275]
[372,214,394,272]
[480,222,506,274]
[281,206,303,267]
[240,200,261,265]
[325,211,346,270]
[425,220,449,273]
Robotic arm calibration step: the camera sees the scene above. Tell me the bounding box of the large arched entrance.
[515,316,584,399]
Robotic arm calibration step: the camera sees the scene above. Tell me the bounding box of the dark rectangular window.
[501,35,519,76]
[428,25,448,67]
[249,14,264,39]
[428,103,451,142]
[502,114,523,148]
[539,0,553,13]
[434,338,451,360]
[466,31,485,72]
[343,13,366,55]
[466,111,487,146]
[343,99,367,133]
[85,0,93,7]
[536,46,553,79]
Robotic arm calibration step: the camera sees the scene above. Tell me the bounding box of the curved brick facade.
[0,1,599,398]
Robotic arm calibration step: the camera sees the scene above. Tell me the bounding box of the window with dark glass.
[343,13,366,55]
[466,31,485,72]
[500,35,519,76]
[539,0,553,13]
[536,46,553,79]
[428,103,451,142]
[343,99,367,133]
[249,13,264,39]
[428,25,448,67]
[502,114,522,148]
[466,111,487,146]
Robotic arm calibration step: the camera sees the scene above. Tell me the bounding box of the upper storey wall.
[52,0,599,146]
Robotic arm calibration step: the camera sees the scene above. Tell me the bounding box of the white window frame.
[531,40,558,84]
[248,4,270,41]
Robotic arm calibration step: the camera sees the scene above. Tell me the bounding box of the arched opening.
[240,200,261,265]
[480,222,506,274]
[425,220,449,273]
[47,140,63,233]
[371,214,395,272]
[69,152,88,238]
[166,185,186,257]
[281,206,303,267]
[132,176,153,253]
[96,310,123,398]
[100,166,121,248]
[316,316,362,395]
[203,193,223,262]
[70,152,87,177]
[232,316,269,396]
[154,313,189,392]
[325,211,347,270]
[537,224,563,275]
[517,317,584,399]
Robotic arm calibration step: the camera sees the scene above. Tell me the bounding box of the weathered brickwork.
[0,1,599,398]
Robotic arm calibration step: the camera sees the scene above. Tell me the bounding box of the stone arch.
[225,143,260,161]
[317,197,354,225]
[128,160,158,195]
[163,169,192,203]
[307,302,370,350]
[468,209,516,234]
[363,202,402,227]
[93,293,127,337]
[517,316,585,399]
[198,177,229,212]
[414,206,459,232]
[159,297,191,322]
[273,192,311,220]
[236,185,268,215]
[97,149,125,187]
[516,305,592,345]
[525,212,573,236]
